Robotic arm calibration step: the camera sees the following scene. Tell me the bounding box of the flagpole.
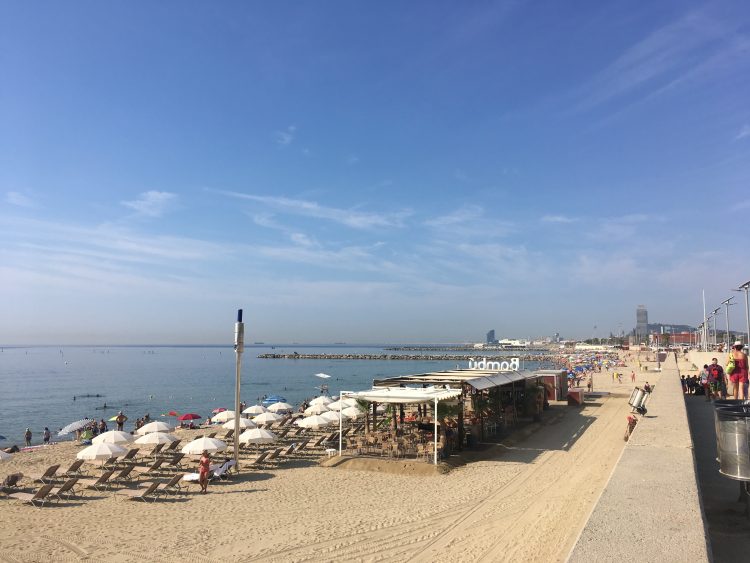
[234,309,244,470]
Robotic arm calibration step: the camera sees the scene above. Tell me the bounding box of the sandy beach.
[1,355,656,562]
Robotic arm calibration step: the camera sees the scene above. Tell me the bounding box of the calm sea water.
[0,345,548,446]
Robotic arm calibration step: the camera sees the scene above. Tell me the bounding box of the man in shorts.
[708,358,725,400]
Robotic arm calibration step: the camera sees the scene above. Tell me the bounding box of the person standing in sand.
[199,450,211,493]
[115,411,127,431]
[728,341,748,400]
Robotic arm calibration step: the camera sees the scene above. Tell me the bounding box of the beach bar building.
[339,366,548,464]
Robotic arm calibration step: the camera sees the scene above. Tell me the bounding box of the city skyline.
[2,2,750,345]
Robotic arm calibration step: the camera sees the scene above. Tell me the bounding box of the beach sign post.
[234,309,244,471]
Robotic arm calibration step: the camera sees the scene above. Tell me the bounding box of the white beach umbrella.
[181,437,227,456]
[92,430,134,445]
[304,403,330,416]
[242,405,267,415]
[211,410,236,423]
[309,396,333,406]
[238,428,277,445]
[320,411,342,424]
[0,450,12,462]
[326,398,358,411]
[77,442,128,461]
[136,421,173,435]
[267,402,294,413]
[252,412,283,425]
[296,415,332,429]
[134,432,178,445]
[341,406,364,420]
[58,419,92,436]
[223,418,256,430]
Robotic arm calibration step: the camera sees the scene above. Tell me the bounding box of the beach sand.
[1,355,654,562]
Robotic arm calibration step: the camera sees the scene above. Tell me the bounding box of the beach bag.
[726,355,736,374]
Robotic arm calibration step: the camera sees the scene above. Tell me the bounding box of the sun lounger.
[9,483,55,507]
[221,429,234,441]
[283,439,310,456]
[78,469,116,492]
[28,464,61,484]
[163,453,185,471]
[59,459,86,478]
[111,464,137,484]
[139,473,186,496]
[140,444,164,461]
[244,451,269,468]
[275,428,290,439]
[116,448,140,466]
[157,441,181,458]
[49,478,80,502]
[102,456,120,470]
[264,447,284,464]
[278,444,295,456]
[116,481,161,501]
[133,459,164,479]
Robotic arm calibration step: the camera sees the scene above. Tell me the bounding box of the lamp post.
[233,309,244,470]
[734,281,750,346]
[722,297,735,350]
[711,308,721,348]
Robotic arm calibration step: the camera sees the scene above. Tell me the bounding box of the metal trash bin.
[714,404,750,480]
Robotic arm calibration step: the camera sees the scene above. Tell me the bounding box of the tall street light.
[711,308,721,348]
[733,281,750,346]
[721,297,735,350]
[233,309,244,470]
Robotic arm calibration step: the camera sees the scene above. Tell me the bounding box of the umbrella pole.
[234,309,244,471]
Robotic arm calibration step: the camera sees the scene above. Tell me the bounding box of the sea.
[0,345,553,447]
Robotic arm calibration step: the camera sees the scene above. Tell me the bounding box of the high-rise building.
[636,305,648,343]
[486,329,496,344]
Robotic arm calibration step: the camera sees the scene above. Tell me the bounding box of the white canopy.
[350,386,461,404]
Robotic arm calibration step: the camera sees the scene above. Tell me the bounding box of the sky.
[1,1,750,345]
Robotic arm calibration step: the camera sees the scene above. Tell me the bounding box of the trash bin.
[714,404,750,480]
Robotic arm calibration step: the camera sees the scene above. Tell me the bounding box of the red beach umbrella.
[177,413,201,421]
[212,408,227,414]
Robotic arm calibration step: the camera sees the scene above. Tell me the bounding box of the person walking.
[42,427,50,444]
[630,371,636,383]
[24,428,32,446]
[729,341,749,400]
[709,358,725,400]
[199,450,211,494]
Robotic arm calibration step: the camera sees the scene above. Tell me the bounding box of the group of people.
[682,342,749,401]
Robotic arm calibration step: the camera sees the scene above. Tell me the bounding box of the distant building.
[486,329,496,344]
[636,305,648,343]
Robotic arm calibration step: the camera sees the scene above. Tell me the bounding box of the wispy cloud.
[219,191,411,229]
[274,125,296,146]
[541,215,577,224]
[424,204,514,238]
[573,11,735,113]
[347,155,360,165]
[736,124,750,141]
[5,191,35,208]
[121,191,177,218]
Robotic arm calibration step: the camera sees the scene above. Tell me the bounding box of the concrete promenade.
[569,354,710,562]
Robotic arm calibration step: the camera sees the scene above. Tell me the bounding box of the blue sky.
[1,1,749,344]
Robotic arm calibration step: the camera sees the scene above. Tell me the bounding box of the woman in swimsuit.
[729,341,749,400]
[199,450,211,493]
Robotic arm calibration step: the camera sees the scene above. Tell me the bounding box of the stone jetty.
[257,352,560,363]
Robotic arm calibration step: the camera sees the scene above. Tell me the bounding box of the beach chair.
[221,429,234,441]
[278,444,295,457]
[211,460,236,480]
[111,464,137,484]
[59,459,86,478]
[116,448,140,466]
[1,473,24,494]
[163,453,185,471]
[133,459,164,479]
[116,480,161,502]
[244,451,270,468]
[29,464,61,484]
[79,469,116,492]
[9,483,55,508]
[307,436,327,449]
[206,432,217,439]
[49,478,80,502]
[141,444,164,461]
[139,473,186,496]
[102,456,120,470]
[275,428,290,440]
[264,447,284,464]
[282,439,310,457]
[157,440,181,458]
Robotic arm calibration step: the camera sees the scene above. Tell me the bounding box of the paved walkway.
[569,354,710,562]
